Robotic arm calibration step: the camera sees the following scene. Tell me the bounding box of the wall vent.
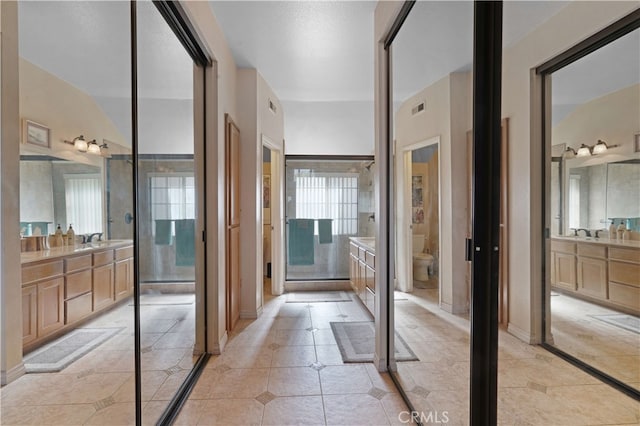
[411,101,425,116]
[268,99,277,114]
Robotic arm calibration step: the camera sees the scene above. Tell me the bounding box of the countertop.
[349,237,375,252]
[551,235,640,249]
[21,239,133,264]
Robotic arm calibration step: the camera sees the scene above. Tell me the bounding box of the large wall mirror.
[389,2,474,423]
[547,25,640,393]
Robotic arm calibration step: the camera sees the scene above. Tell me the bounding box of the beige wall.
[19,59,129,166]
[236,68,284,318]
[394,72,471,313]
[553,84,640,164]
[1,0,25,385]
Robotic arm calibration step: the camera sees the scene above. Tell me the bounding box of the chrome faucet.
[86,233,103,243]
[575,228,591,237]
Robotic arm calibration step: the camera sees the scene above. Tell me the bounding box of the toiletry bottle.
[54,224,64,247]
[609,220,617,240]
[26,223,32,236]
[617,221,626,240]
[622,228,630,241]
[67,224,75,246]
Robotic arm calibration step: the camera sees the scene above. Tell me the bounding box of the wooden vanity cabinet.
[551,240,576,291]
[115,247,134,301]
[22,243,133,351]
[576,244,607,299]
[551,238,639,315]
[349,239,375,316]
[22,285,37,345]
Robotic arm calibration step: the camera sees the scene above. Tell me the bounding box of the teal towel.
[155,220,173,245]
[288,219,314,265]
[175,219,195,266]
[318,219,333,244]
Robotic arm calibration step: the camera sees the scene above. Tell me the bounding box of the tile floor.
[550,292,640,390]
[0,294,197,425]
[2,287,639,425]
[175,287,639,425]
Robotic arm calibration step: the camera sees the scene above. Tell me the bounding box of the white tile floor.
[550,292,640,390]
[176,287,639,425]
[2,288,639,425]
[0,294,197,425]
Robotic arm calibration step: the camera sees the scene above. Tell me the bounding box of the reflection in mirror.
[136,2,198,422]
[8,1,136,424]
[391,2,472,423]
[548,27,639,391]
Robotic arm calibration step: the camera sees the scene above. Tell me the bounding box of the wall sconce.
[576,143,592,157]
[592,139,618,155]
[64,135,110,158]
[563,146,576,159]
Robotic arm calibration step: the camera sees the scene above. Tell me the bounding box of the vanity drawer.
[65,292,93,323]
[115,246,133,261]
[93,250,114,267]
[578,244,606,259]
[22,260,64,285]
[65,254,92,273]
[551,240,575,254]
[608,282,640,311]
[358,247,367,261]
[65,269,92,299]
[609,261,640,288]
[609,247,640,264]
[365,251,375,269]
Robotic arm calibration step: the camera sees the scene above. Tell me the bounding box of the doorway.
[225,114,241,331]
[262,136,284,296]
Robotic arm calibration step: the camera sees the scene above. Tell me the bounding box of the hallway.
[173,290,640,425]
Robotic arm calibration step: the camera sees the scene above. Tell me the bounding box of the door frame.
[225,114,241,331]
[262,135,284,296]
[396,135,441,294]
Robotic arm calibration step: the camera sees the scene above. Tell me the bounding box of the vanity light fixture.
[563,146,577,159]
[63,135,111,158]
[86,139,101,155]
[63,135,88,152]
[576,143,592,157]
[592,139,618,155]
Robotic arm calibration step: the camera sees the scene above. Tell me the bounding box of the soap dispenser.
[54,224,64,247]
[67,224,75,246]
[609,220,617,240]
[617,221,626,240]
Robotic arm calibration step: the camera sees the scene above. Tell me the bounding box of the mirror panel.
[548,27,640,391]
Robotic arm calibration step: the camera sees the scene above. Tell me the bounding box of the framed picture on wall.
[22,119,51,149]
[263,175,271,224]
[412,174,424,223]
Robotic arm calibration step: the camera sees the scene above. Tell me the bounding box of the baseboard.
[1,362,25,386]
[240,309,260,320]
[507,322,539,344]
[209,331,228,355]
[284,280,351,292]
[440,301,469,315]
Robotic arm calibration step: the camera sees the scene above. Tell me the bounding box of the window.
[568,174,581,229]
[294,171,358,235]
[65,174,103,235]
[149,174,195,235]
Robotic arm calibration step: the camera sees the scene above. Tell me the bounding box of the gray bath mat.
[589,314,640,334]
[286,291,352,303]
[24,327,123,373]
[330,321,419,363]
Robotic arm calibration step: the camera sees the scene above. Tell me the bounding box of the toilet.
[412,234,434,282]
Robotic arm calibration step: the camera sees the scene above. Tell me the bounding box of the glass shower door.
[285,157,374,281]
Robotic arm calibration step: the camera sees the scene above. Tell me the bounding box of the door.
[226,114,241,331]
[467,118,509,324]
